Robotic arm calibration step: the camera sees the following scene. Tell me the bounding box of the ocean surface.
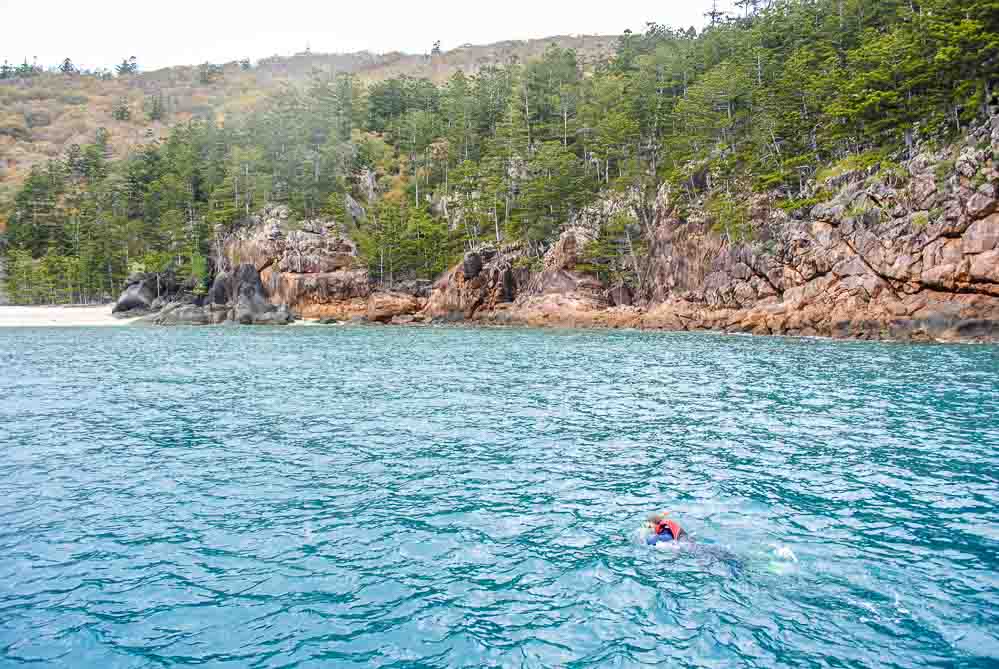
[0,325,997,668]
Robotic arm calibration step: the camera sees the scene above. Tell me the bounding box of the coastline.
[0,305,142,327]
[294,310,997,345]
[0,303,993,345]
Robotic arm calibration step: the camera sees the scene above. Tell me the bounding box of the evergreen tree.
[115,56,138,76]
[5,0,999,302]
[147,93,166,121]
[112,97,132,122]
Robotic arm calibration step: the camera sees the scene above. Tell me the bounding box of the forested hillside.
[2,0,997,305]
[0,35,616,205]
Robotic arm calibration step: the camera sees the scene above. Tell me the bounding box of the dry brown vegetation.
[0,35,616,208]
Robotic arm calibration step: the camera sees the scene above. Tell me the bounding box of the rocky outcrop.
[111,272,179,316]
[366,292,424,323]
[221,204,371,320]
[500,228,613,326]
[153,301,229,326]
[119,264,293,326]
[420,115,999,342]
[229,263,295,325]
[110,116,999,341]
[424,246,529,321]
[112,277,154,314]
[629,116,999,341]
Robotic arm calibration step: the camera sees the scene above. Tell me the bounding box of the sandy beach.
[0,305,141,327]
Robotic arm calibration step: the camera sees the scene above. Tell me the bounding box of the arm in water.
[642,512,744,573]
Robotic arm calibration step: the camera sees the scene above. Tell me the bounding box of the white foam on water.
[655,541,682,552]
[766,544,800,575]
[770,544,798,563]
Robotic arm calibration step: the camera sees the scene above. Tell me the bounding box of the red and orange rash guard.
[654,519,684,540]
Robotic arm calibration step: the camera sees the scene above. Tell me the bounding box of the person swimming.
[641,512,745,573]
[644,512,686,545]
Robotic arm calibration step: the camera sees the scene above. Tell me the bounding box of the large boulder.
[367,292,423,323]
[112,276,156,314]
[260,266,371,319]
[208,271,232,305]
[231,263,293,325]
[609,284,633,307]
[462,252,484,280]
[153,303,228,326]
[393,279,434,298]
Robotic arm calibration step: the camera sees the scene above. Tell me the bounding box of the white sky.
[0,0,735,72]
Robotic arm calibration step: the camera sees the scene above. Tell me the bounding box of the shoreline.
[1,303,995,345]
[295,313,996,345]
[0,305,142,327]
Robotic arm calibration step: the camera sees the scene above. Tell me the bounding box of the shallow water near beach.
[0,326,997,667]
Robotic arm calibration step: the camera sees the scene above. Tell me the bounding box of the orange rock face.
[367,293,424,323]
[222,205,372,318]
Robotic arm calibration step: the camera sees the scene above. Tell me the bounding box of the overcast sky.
[0,0,736,72]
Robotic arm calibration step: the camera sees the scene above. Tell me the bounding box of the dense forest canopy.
[2,0,997,304]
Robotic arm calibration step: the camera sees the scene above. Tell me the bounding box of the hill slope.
[0,34,617,204]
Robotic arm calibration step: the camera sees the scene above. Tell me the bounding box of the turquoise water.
[0,326,997,668]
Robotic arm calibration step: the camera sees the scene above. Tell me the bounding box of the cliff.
[628,116,999,342]
[426,115,999,342]
[221,204,373,320]
[110,116,999,342]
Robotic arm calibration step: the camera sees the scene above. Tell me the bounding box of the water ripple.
[0,327,997,667]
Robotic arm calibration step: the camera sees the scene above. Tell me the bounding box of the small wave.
[770,544,798,563]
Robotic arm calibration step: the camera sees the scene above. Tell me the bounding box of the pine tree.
[147,93,166,121]
[15,59,37,78]
[705,0,727,26]
[60,58,76,75]
[112,98,132,122]
[115,56,138,76]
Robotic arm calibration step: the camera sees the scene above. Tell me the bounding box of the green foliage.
[935,160,956,189]
[777,192,832,214]
[115,57,138,76]
[706,193,753,242]
[190,251,208,295]
[354,200,460,284]
[2,59,42,79]
[875,161,909,187]
[815,150,891,184]
[147,94,166,121]
[580,213,645,285]
[111,97,131,121]
[846,198,881,222]
[912,211,930,228]
[5,0,998,302]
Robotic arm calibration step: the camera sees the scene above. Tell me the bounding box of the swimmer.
[644,512,687,546]
[642,511,744,572]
